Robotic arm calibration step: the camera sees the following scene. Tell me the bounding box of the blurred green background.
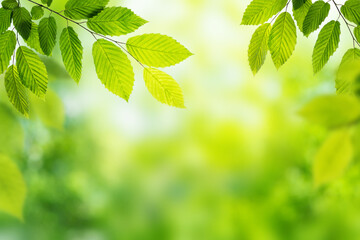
[1,0,360,239]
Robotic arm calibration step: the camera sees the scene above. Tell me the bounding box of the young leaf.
[92,39,135,101]
[0,155,26,220]
[38,16,57,56]
[5,65,29,117]
[354,26,360,43]
[41,0,53,7]
[13,7,32,40]
[241,0,287,25]
[292,0,306,10]
[16,46,48,98]
[25,23,45,55]
[269,12,297,69]
[87,7,147,36]
[126,34,193,68]
[302,1,330,37]
[314,128,353,187]
[248,23,272,74]
[312,21,341,74]
[144,68,185,108]
[300,95,360,128]
[1,0,18,10]
[341,0,360,25]
[293,0,311,31]
[60,27,83,83]
[336,48,360,95]
[31,6,44,20]
[0,8,12,34]
[64,0,109,20]
[0,31,16,75]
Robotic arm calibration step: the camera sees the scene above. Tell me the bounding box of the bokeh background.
[1,0,360,239]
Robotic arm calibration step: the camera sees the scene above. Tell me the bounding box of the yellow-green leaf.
[302,1,330,37]
[241,0,287,25]
[0,30,16,75]
[4,65,29,118]
[269,12,297,69]
[144,68,185,108]
[0,8,12,34]
[64,0,109,20]
[127,34,193,68]
[341,0,360,25]
[336,48,360,96]
[92,39,134,101]
[314,128,353,187]
[0,155,26,220]
[248,23,272,74]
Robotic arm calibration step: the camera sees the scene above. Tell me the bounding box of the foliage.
[242,0,360,186]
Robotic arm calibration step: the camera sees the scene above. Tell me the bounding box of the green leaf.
[0,30,16,75]
[144,68,185,108]
[314,128,353,187]
[87,7,147,36]
[302,1,330,37]
[126,34,193,68]
[312,21,341,74]
[5,65,29,117]
[60,27,83,83]
[354,26,360,43]
[25,22,45,55]
[336,48,360,95]
[38,16,57,56]
[31,90,65,130]
[31,6,44,20]
[1,0,18,10]
[64,0,109,20]
[16,46,48,98]
[341,0,360,25]
[292,0,306,10]
[0,8,12,34]
[293,0,311,31]
[13,7,32,40]
[300,95,360,128]
[0,154,26,221]
[248,23,272,74]
[241,0,287,25]
[41,0,53,7]
[92,39,134,101]
[268,12,297,69]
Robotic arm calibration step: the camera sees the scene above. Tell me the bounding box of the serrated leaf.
[312,21,340,74]
[13,7,32,40]
[38,16,57,56]
[314,128,353,187]
[41,0,53,7]
[248,23,272,74]
[25,23,44,55]
[0,31,16,75]
[64,0,109,20]
[127,34,193,68]
[269,12,297,69]
[293,0,311,31]
[0,155,26,220]
[5,65,29,117]
[0,8,12,34]
[354,26,360,43]
[302,1,330,37]
[16,46,48,98]
[92,39,134,101]
[300,95,360,128]
[144,68,185,108]
[341,0,360,25]
[1,0,18,10]
[31,6,44,20]
[87,7,147,36]
[292,0,306,10]
[60,27,83,83]
[241,0,287,25]
[336,48,360,95]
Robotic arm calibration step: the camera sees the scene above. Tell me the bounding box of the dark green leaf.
[341,0,360,25]
[302,1,330,37]
[13,7,32,40]
[38,16,57,56]
[31,6,44,20]
[0,30,16,75]
[64,0,109,20]
[1,0,18,10]
[0,8,12,34]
